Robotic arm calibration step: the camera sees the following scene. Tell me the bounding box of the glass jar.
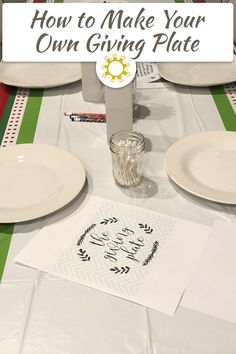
[109,131,145,188]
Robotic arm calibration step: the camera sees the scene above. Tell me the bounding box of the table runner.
[211,84,236,130]
[0,0,236,283]
[0,0,63,282]
[0,85,44,281]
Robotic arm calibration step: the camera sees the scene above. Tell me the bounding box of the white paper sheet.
[15,196,209,316]
[136,62,166,89]
[182,220,236,324]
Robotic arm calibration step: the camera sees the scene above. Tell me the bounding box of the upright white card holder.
[81,62,133,142]
[81,63,104,103]
[105,84,133,142]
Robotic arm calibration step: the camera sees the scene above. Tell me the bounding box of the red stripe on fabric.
[0,84,10,120]
[33,0,44,3]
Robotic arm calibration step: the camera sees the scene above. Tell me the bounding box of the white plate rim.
[0,144,86,222]
[157,60,236,87]
[0,62,82,88]
[165,131,236,204]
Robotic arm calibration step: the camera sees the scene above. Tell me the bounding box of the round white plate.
[157,57,236,86]
[0,144,86,222]
[165,131,236,204]
[0,62,81,88]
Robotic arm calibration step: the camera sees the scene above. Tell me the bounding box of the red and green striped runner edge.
[0,0,48,281]
[210,86,236,131]
[0,85,43,281]
[0,0,59,283]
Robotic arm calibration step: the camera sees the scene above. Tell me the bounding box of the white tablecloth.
[1,80,236,354]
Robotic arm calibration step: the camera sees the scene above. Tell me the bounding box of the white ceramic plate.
[0,144,86,222]
[165,131,236,204]
[158,56,236,86]
[0,62,81,88]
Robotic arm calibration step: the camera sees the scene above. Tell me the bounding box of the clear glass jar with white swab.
[109,131,145,188]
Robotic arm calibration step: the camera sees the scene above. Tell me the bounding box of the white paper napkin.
[182,220,236,324]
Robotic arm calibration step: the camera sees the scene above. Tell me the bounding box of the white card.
[182,220,236,324]
[136,63,160,82]
[136,62,166,89]
[15,196,209,316]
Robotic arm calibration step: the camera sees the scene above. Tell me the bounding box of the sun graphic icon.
[96,53,136,88]
[102,54,130,82]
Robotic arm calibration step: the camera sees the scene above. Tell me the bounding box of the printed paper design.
[53,201,175,296]
[15,196,210,315]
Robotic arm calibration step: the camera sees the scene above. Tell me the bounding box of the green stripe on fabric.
[54,0,64,2]
[210,86,236,131]
[0,89,43,281]
[175,0,185,2]
[0,87,17,281]
[0,87,17,145]
[0,224,14,281]
[16,89,43,144]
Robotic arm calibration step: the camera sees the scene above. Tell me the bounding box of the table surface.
[0,75,236,354]
[1,1,236,352]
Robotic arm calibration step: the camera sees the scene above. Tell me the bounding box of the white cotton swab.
[112,139,143,187]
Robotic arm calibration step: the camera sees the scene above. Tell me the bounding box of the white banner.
[2,3,233,62]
